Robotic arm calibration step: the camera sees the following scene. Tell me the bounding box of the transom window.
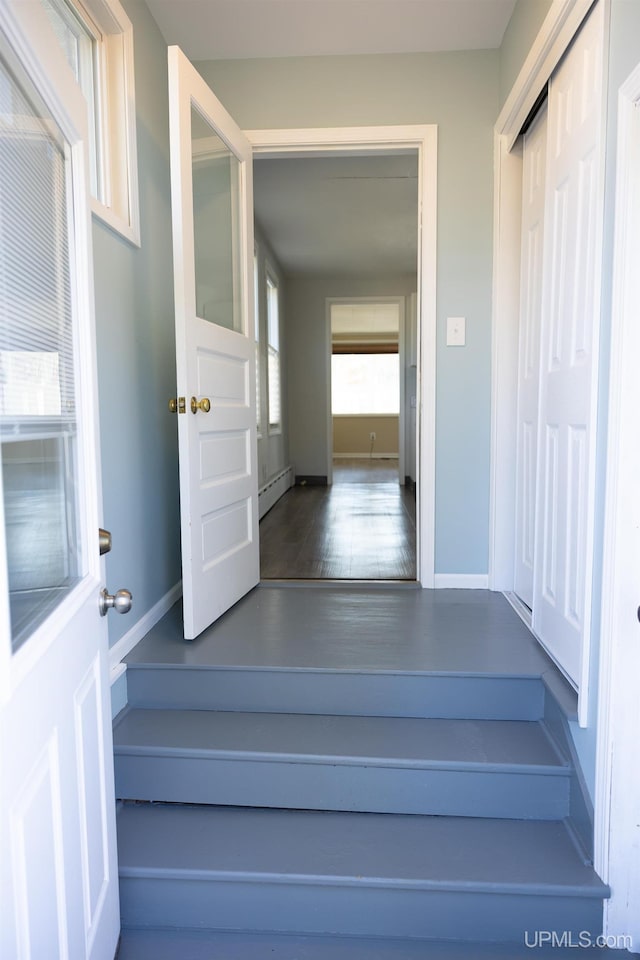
[40,0,140,244]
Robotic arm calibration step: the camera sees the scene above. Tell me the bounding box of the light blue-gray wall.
[499,0,554,108]
[95,0,180,652]
[196,51,499,576]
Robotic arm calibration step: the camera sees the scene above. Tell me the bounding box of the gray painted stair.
[117,591,607,946]
[125,663,546,719]
[117,928,636,960]
[113,709,570,819]
[118,803,607,941]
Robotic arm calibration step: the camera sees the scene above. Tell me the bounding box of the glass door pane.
[0,54,83,651]
[191,105,243,332]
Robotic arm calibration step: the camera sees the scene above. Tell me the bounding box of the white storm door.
[532,1,605,708]
[0,5,119,960]
[514,106,547,609]
[168,47,259,640]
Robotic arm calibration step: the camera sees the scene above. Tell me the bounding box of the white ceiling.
[253,154,419,277]
[145,0,517,62]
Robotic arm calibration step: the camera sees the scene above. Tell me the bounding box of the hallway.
[259,459,416,580]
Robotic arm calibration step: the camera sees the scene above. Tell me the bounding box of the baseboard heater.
[258,465,295,520]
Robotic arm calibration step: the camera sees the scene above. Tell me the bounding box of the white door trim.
[246,125,437,587]
[595,60,640,947]
[489,0,595,592]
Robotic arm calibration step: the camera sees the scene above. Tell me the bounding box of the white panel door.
[0,5,119,959]
[533,1,604,703]
[168,47,258,640]
[514,106,547,609]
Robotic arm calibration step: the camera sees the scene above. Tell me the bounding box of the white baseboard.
[434,574,490,589]
[109,580,182,683]
[259,465,294,519]
[333,453,399,459]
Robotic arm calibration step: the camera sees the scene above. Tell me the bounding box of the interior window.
[332,354,400,415]
[266,273,281,432]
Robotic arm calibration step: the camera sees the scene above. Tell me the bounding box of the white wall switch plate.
[446,316,466,346]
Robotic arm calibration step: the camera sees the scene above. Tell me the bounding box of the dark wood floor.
[260,459,416,580]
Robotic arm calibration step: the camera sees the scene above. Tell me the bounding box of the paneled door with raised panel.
[0,4,120,958]
[168,47,259,640]
[532,1,605,712]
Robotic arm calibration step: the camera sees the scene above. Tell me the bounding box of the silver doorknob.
[99,587,133,617]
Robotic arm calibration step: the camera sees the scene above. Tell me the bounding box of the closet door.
[532,0,605,708]
[514,106,547,609]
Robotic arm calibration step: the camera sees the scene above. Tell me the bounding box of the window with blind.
[0,53,83,651]
[266,273,281,432]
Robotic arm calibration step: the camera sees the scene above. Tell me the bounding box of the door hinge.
[169,397,186,414]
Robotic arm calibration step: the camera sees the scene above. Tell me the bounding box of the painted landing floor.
[126,586,575,711]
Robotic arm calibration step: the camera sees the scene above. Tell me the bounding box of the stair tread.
[113,709,566,771]
[117,927,636,959]
[117,803,606,896]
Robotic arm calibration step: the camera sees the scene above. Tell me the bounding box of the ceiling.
[146,0,517,62]
[253,154,419,277]
[149,0,517,279]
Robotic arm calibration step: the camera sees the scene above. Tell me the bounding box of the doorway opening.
[248,129,433,582]
[329,298,404,484]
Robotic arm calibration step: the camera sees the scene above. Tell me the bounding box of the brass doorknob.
[191,396,211,414]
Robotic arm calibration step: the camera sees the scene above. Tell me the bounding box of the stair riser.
[119,878,603,942]
[126,668,545,721]
[115,756,570,820]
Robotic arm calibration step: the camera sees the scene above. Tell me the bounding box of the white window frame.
[266,267,281,435]
[45,0,140,246]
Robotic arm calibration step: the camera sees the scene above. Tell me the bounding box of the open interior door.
[0,4,120,957]
[168,47,259,640]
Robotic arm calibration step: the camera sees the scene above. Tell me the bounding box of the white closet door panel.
[514,106,547,608]
[532,0,604,702]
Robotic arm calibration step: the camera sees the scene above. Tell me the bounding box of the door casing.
[326,295,407,488]
[595,56,640,948]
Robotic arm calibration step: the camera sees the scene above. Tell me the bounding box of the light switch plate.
[447,316,466,346]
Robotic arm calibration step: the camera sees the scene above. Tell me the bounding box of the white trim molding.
[434,574,489,590]
[246,126,437,588]
[499,0,597,152]
[595,60,640,949]
[109,581,182,682]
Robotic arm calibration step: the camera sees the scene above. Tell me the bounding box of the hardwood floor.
[260,459,416,580]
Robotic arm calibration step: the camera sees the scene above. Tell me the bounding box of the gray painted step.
[113,709,570,819]
[117,927,638,959]
[125,665,545,720]
[118,803,607,941]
